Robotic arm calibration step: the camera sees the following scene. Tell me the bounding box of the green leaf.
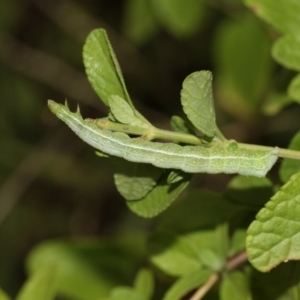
[111,287,145,300]
[123,0,158,45]
[108,268,153,300]
[0,288,11,300]
[272,34,300,71]
[247,172,300,272]
[170,115,196,135]
[16,267,57,300]
[228,229,247,256]
[211,223,229,270]
[133,269,154,300]
[126,171,191,218]
[289,73,300,103]
[214,13,272,118]
[220,271,252,300]
[162,269,212,300]
[148,231,203,276]
[114,160,163,201]
[180,71,219,138]
[151,0,204,38]
[26,240,139,300]
[225,176,273,210]
[108,95,147,127]
[199,248,225,272]
[149,226,228,277]
[161,224,226,274]
[83,29,148,123]
[192,224,229,272]
[244,0,300,35]
[280,130,300,182]
[83,29,130,106]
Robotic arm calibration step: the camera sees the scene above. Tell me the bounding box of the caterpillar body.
[48,100,278,177]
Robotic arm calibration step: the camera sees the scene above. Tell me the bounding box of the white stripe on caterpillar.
[48,101,278,177]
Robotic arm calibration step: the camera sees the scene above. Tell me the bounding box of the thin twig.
[226,250,248,271]
[189,273,219,300]
[189,250,249,300]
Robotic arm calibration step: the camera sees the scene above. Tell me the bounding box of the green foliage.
[220,271,252,300]
[126,171,191,217]
[272,34,300,103]
[83,29,131,106]
[0,288,10,300]
[244,0,300,34]
[150,0,204,39]
[280,130,300,182]
[214,13,273,118]
[133,269,154,300]
[170,116,196,135]
[113,160,163,201]
[16,268,57,300]
[110,287,145,300]
[180,71,219,138]
[73,12,300,296]
[123,0,158,45]
[105,269,154,300]
[245,0,300,105]
[289,74,300,103]
[26,239,140,300]
[122,0,205,43]
[272,34,300,71]
[108,95,148,127]
[247,172,300,272]
[4,0,300,299]
[162,269,212,300]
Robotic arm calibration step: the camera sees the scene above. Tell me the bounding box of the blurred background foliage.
[1,0,300,299]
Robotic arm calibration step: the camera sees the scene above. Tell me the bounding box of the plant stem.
[95,119,203,145]
[226,250,248,271]
[152,127,203,145]
[277,148,300,160]
[189,250,249,300]
[95,118,149,136]
[190,273,219,300]
[95,119,300,160]
[215,127,227,142]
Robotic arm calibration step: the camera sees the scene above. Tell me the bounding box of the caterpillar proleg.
[48,100,278,177]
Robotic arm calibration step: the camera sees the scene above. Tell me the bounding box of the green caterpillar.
[48,100,278,177]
